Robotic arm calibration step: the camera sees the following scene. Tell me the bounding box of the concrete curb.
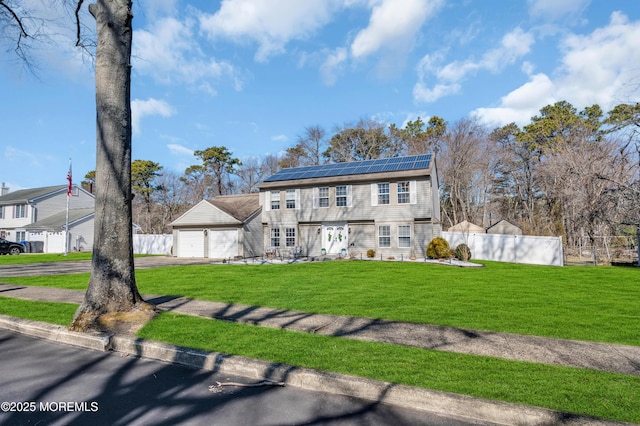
[0,315,631,426]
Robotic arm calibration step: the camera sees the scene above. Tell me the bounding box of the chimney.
[1,183,9,196]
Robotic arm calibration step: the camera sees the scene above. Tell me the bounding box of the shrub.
[426,237,450,259]
[455,243,472,261]
[366,249,376,258]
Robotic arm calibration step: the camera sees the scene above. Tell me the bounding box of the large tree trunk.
[70,0,150,332]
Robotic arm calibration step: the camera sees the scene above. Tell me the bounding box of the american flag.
[67,161,72,196]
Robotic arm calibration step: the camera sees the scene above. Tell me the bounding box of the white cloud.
[350,0,444,59]
[414,27,534,103]
[528,0,590,20]
[271,134,289,142]
[473,12,640,126]
[199,0,341,62]
[320,47,348,86]
[167,144,194,156]
[133,17,239,90]
[131,98,175,135]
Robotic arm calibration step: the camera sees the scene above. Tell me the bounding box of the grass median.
[0,296,638,423]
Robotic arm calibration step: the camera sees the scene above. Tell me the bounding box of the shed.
[486,219,523,235]
[448,220,485,234]
[171,194,262,259]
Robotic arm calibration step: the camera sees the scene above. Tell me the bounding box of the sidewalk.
[0,282,638,376]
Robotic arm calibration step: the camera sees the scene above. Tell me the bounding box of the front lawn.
[2,261,638,345]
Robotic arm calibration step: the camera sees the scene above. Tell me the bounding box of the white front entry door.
[322,223,348,254]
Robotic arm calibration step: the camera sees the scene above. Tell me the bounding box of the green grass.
[0,252,93,264]
[0,296,77,325]
[2,261,638,345]
[0,295,637,423]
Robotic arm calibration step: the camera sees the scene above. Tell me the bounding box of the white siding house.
[259,154,441,259]
[0,184,95,252]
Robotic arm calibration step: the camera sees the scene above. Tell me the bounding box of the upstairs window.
[336,185,351,207]
[285,189,297,209]
[377,183,390,205]
[270,191,280,210]
[397,182,410,204]
[15,204,27,218]
[0,206,3,219]
[318,187,329,208]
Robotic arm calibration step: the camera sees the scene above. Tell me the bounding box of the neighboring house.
[259,154,441,258]
[448,220,485,234]
[171,193,262,258]
[0,184,95,252]
[24,208,94,253]
[486,219,522,235]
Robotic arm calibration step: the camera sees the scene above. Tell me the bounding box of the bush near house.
[427,237,450,259]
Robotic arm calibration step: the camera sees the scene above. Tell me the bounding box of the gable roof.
[24,208,94,231]
[209,193,261,222]
[448,220,485,233]
[0,185,67,205]
[261,154,433,188]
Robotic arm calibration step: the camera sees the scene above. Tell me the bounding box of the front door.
[322,223,348,255]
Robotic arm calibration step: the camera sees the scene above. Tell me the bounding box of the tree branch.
[0,0,29,38]
[74,0,84,46]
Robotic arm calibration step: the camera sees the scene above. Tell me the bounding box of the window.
[0,206,3,219]
[318,187,329,208]
[270,191,280,210]
[285,189,297,209]
[397,182,410,204]
[377,183,390,205]
[336,185,348,207]
[15,231,25,242]
[285,227,296,247]
[398,225,411,248]
[270,228,280,247]
[378,225,391,247]
[15,204,27,218]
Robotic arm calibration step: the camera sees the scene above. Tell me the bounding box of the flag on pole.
[67,160,72,196]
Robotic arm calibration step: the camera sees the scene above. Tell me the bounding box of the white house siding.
[261,177,437,258]
[242,214,264,258]
[33,190,95,223]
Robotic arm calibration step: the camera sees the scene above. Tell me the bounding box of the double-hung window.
[270,191,280,210]
[318,187,329,208]
[397,182,410,204]
[336,185,349,207]
[285,227,296,247]
[378,225,391,247]
[377,183,390,205]
[398,225,411,248]
[285,189,297,209]
[0,206,3,219]
[270,228,280,247]
[15,204,27,218]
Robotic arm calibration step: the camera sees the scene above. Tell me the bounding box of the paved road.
[0,330,487,426]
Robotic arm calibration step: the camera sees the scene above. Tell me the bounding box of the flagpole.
[65,158,72,256]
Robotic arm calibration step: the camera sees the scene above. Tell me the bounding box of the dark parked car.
[0,238,25,255]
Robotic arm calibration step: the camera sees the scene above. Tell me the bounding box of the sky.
[1,0,639,191]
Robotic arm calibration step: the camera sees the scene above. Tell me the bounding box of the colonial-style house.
[0,184,95,252]
[258,154,441,259]
[171,193,262,258]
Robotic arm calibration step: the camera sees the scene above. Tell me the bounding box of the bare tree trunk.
[71,0,150,332]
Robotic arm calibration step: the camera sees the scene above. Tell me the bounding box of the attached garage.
[171,194,262,259]
[176,229,205,258]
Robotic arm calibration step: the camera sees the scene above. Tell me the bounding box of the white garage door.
[177,230,205,257]
[209,229,238,259]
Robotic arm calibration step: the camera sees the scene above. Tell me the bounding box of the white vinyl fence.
[442,232,564,266]
[133,234,173,255]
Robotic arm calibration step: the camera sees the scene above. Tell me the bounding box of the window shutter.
[295,189,301,210]
[346,185,353,207]
[264,191,271,212]
[371,184,378,206]
[312,187,319,209]
[410,180,417,204]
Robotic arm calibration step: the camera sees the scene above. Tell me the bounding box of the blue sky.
[1,0,639,191]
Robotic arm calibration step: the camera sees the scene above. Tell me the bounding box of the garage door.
[177,230,205,257]
[209,229,238,259]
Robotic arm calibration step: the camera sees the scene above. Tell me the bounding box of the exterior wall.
[242,213,264,257]
[486,220,522,235]
[33,189,95,223]
[261,176,438,258]
[68,216,94,252]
